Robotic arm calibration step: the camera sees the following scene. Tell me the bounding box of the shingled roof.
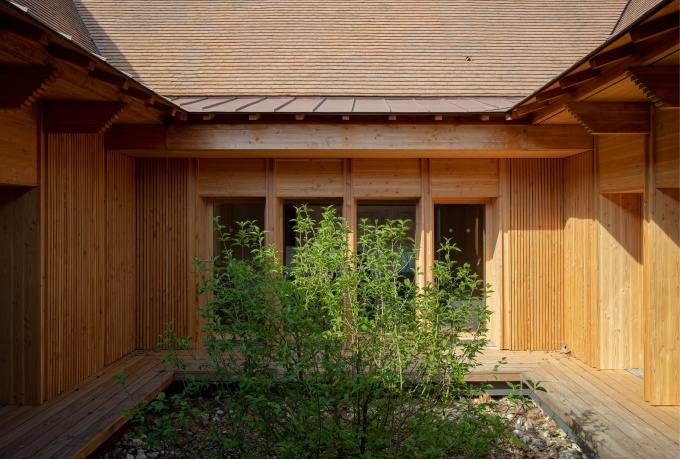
[15,0,98,54]
[75,0,630,98]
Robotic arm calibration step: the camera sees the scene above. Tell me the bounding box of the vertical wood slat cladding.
[105,153,136,364]
[43,134,136,400]
[654,110,679,188]
[504,159,563,350]
[0,187,41,404]
[44,134,106,400]
[0,106,38,186]
[564,152,598,367]
[597,194,643,369]
[136,158,197,349]
[597,134,645,193]
[647,188,679,405]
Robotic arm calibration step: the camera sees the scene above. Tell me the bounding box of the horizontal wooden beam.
[565,102,650,134]
[0,66,58,108]
[106,123,592,156]
[43,102,125,134]
[626,67,679,108]
[89,67,129,90]
[589,43,637,70]
[630,12,679,43]
[515,100,549,117]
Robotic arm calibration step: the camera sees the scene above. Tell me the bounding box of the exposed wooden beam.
[145,100,176,116]
[630,12,679,43]
[89,67,129,90]
[515,100,549,117]
[565,102,650,134]
[626,66,679,108]
[47,43,95,70]
[536,86,571,103]
[559,68,599,89]
[532,31,679,123]
[589,43,637,70]
[0,66,58,108]
[43,102,125,134]
[106,123,592,156]
[0,13,47,44]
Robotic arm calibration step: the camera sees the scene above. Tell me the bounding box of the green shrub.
[129,205,512,458]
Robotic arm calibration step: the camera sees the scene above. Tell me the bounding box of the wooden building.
[1,0,678,407]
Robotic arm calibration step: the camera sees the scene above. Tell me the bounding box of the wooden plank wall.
[646,108,679,405]
[43,134,137,400]
[136,158,198,349]
[597,193,643,369]
[0,186,41,404]
[597,134,645,193]
[654,109,680,188]
[0,106,38,186]
[563,151,598,367]
[503,159,564,350]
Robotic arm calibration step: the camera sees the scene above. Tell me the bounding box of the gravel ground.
[102,395,584,459]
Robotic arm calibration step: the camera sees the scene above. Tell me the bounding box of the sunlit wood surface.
[0,349,677,459]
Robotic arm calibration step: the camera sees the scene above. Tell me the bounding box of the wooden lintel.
[0,66,58,108]
[89,67,129,89]
[43,102,126,134]
[121,85,154,103]
[565,102,651,134]
[589,43,637,70]
[560,68,599,89]
[626,66,679,108]
[536,86,571,103]
[107,123,592,154]
[516,100,549,117]
[0,13,48,44]
[630,12,679,43]
[47,43,95,70]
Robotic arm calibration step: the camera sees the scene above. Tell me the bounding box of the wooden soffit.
[106,123,592,158]
[565,102,651,134]
[0,66,59,108]
[626,67,680,108]
[43,101,125,134]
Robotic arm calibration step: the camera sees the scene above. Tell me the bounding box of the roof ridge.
[68,0,99,54]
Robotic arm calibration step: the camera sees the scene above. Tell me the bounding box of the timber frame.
[0,0,678,410]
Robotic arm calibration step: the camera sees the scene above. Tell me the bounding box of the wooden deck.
[0,349,678,459]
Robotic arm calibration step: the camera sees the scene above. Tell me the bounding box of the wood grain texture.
[44,134,107,400]
[198,159,266,197]
[597,134,645,193]
[0,186,41,404]
[430,159,499,198]
[597,193,643,370]
[647,188,680,405]
[0,106,38,186]
[104,153,136,365]
[503,159,564,351]
[564,151,599,368]
[352,158,421,198]
[275,159,343,197]
[136,158,199,349]
[654,109,679,188]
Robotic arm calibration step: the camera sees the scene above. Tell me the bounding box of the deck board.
[0,349,677,458]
